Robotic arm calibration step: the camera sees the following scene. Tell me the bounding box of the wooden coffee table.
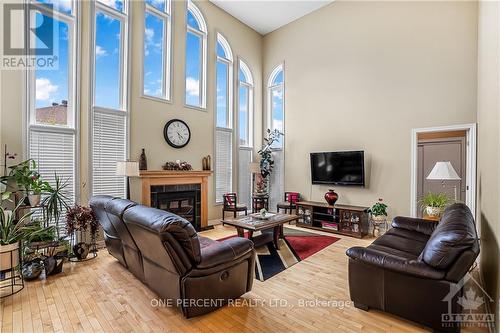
[222,213,299,250]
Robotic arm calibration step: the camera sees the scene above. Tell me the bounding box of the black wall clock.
[163,119,191,148]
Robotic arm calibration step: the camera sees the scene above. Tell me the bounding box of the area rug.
[218,227,340,281]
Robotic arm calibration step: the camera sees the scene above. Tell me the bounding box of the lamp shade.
[249,162,261,174]
[116,161,140,177]
[426,161,461,180]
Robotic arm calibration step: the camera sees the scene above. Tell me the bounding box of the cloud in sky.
[36,78,58,101]
[95,45,107,58]
[186,77,200,97]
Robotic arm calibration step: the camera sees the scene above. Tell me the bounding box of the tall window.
[237,59,254,208]
[268,64,285,209]
[91,0,128,198]
[27,0,78,218]
[185,1,207,109]
[143,0,171,100]
[215,33,233,203]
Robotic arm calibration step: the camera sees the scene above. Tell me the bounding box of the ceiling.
[209,1,334,35]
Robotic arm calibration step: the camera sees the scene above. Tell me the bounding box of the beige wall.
[262,1,478,217]
[0,0,263,221]
[477,1,500,329]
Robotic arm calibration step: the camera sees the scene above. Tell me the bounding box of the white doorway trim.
[410,123,477,219]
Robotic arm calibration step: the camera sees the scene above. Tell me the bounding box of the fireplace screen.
[150,185,201,230]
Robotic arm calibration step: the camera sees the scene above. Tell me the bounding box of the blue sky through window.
[35,13,68,119]
[37,0,72,14]
[146,0,166,12]
[185,31,201,107]
[272,88,284,147]
[144,12,164,98]
[187,10,199,30]
[273,70,284,85]
[95,12,122,109]
[216,62,228,127]
[97,0,124,12]
[239,85,248,145]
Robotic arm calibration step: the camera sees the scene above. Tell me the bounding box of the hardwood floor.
[0,224,489,333]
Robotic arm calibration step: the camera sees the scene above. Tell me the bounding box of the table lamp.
[116,161,140,199]
[426,161,461,201]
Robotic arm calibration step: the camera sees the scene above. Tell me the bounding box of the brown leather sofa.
[346,203,479,333]
[90,195,256,318]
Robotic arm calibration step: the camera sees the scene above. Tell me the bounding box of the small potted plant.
[368,198,388,222]
[65,205,98,260]
[27,174,49,207]
[419,192,450,218]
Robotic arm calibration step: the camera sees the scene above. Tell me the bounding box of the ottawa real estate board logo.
[2,3,59,70]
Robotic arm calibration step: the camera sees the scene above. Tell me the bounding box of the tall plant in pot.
[27,174,50,207]
[42,174,71,239]
[0,201,33,271]
[256,129,284,195]
[1,159,39,205]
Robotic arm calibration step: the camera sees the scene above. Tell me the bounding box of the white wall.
[263,1,478,217]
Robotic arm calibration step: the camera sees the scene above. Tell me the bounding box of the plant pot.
[28,194,41,207]
[22,259,44,281]
[324,189,339,206]
[426,206,442,217]
[372,215,386,222]
[73,242,89,260]
[15,190,30,206]
[0,242,20,272]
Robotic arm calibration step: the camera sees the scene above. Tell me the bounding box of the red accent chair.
[276,192,300,214]
[222,193,248,219]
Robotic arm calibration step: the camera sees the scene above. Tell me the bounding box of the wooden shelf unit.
[295,201,369,238]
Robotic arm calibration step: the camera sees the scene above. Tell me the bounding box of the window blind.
[238,148,252,208]
[269,150,284,210]
[215,129,232,203]
[92,111,126,198]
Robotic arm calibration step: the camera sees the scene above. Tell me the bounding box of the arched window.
[267,63,285,210]
[237,59,254,207]
[185,1,207,108]
[215,33,233,203]
[143,0,172,100]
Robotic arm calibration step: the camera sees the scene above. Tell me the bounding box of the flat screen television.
[310,151,365,186]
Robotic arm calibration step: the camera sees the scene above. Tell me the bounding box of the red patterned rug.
[218,227,340,281]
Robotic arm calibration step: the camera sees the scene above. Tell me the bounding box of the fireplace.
[150,184,201,231]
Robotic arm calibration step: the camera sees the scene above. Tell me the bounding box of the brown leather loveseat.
[90,195,256,318]
[346,203,479,333]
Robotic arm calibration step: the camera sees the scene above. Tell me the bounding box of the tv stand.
[295,201,369,238]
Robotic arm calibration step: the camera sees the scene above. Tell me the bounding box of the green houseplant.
[42,174,71,239]
[27,174,50,207]
[0,201,33,270]
[419,192,450,217]
[368,198,388,221]
[256,129,284,195]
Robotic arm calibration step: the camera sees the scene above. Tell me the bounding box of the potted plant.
[419,192,450,217]
[2,159,38,205]
[42,174,71,239]
[27,174,50,207]
[65,205,98,260]
[257,129,284,195]
[368,198,388,222]
[0,201,33,271]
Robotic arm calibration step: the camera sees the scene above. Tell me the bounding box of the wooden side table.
[423,214,441,222]
[252,195,269,213]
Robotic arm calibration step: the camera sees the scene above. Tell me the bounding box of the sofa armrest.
[346,246,445,280]
[392,216,438,236]
[197,237,254,269]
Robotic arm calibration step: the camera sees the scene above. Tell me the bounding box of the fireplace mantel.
[139,170,213,228]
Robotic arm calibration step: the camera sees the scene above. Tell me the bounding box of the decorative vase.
[372,215,386,222]
[426,206,441,217]
[139,148,147,170]
[0,242,20,271]
[73,242,89,260]
[324,189,339,206]
[22,259,44,280]
[28,193,41,207]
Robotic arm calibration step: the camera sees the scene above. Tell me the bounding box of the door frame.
[410,123,477,219]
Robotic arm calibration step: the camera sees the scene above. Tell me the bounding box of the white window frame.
[142,0,172,102]
[89,0,130,197]
[214,32,234,204]
[237,58,254,149]
[26,0,80,202]
[185,0,207,110]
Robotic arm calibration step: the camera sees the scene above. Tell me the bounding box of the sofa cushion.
[372,233,427,257]
[421,203,477,270]
[385,227,431,244]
